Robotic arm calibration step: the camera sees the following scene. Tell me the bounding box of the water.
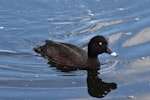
[0,0,150,100]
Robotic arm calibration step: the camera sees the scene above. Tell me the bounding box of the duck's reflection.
[54,67,117,98]
[87,69,117,98]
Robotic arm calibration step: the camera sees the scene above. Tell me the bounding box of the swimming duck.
[34,35,117,71]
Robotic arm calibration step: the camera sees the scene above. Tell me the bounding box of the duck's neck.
[87,48,100,67]
[87,46,100,58]
[88,52,98,58]
[87,56,100,67]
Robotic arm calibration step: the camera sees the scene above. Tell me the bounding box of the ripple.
[122,27,150,47]
[100,60,119,74]
[70,20,123,36]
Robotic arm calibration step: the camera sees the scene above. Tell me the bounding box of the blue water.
[0,0,150,100]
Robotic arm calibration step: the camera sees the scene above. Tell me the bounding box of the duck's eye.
[99,42,102,45]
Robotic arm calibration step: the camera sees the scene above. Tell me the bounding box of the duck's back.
[34,40,88,69]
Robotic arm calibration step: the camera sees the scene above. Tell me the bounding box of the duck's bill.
[106,47,118,57]
[110,52,118,57]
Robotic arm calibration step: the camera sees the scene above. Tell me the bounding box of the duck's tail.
[33,46,43,54]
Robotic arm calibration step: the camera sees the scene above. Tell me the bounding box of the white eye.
[99,42,102,45]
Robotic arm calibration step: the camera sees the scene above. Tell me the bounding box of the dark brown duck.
[34,35,117,71]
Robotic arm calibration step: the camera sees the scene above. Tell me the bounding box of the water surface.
[0,0,150,100]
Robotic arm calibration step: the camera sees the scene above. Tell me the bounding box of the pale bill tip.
[111,52,118,57]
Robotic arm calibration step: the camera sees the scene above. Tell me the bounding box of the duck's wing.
[59,42,87,57]
[34,40,87,67]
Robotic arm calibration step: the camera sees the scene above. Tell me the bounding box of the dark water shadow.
[49,64,117,98]
[87,69,117,98]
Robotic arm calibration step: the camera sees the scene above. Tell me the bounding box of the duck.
[34,35,117,71]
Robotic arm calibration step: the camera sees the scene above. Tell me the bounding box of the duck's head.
[88,35,118,58]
